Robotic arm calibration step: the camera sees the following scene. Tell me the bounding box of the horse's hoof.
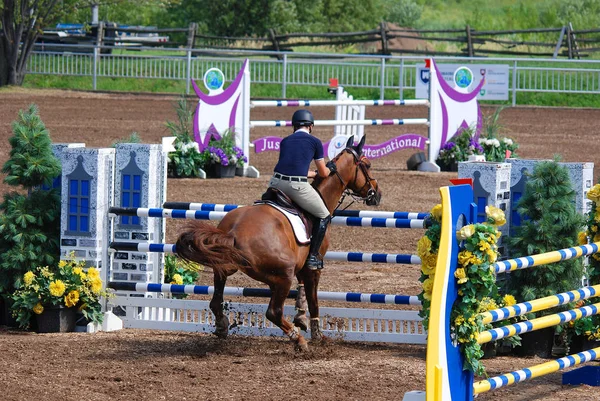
[214,329,228,339]
[293,316,308,332]
[295,337,309,352]
[311,333,329,344]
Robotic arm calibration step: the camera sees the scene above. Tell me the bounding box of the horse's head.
[331,135,381,206]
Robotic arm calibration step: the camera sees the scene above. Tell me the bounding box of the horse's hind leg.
[265,281,308,351]
[210,269,236,338]
[293,277,308,331]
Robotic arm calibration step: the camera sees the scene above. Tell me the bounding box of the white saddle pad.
[263,203,310,244]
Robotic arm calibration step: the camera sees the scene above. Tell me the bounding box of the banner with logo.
[416,63,509,100]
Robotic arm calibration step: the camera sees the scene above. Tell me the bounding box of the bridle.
[331,147,378,204]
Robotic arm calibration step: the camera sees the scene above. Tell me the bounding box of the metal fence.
[26,44,600,106]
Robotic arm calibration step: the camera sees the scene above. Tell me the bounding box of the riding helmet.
[291,109,314,127]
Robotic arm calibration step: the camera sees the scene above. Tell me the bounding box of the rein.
[331,147,378,205]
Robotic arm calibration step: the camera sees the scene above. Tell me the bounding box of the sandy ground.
[0,88,599,400]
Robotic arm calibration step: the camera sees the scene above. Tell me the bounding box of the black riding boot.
[305,217,330,270]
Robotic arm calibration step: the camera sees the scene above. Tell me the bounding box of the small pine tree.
[0,104,62,294]
[507,159,585,315]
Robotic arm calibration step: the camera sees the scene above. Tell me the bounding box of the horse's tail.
[175,221,250,278]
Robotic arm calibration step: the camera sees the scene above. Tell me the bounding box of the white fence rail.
[26,44,600,106]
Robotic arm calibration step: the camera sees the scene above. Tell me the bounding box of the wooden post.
[553,26,566,59]
[569,22,581,60]
[380,21,389,55]
[96,21,104,47]
[567,24,573,59]
[269,28,283,60]
[466,25,473,57]
[186,23,197,48]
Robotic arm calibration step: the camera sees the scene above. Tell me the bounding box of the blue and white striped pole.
[162,202,429,220]
[107,281,422,305]
[109,242,421,265]
[109,207,428,229]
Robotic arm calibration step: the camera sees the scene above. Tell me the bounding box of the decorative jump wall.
[57,141,430,344]
[191,58,484,174]
[407,184,600,401]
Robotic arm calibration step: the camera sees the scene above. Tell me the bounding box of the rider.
[269,109,336,270]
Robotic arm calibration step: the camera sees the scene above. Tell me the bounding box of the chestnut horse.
[175,135,382,349]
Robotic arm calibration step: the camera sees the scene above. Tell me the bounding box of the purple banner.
[335,134,426,159]
[253,136,282,153]
[253,134,425,157]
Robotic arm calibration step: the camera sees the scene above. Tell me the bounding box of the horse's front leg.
[302,268,326,342]
[265,278,308,351]
[293,277,308,331]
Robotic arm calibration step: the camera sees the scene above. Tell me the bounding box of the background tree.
[0,0,175,87]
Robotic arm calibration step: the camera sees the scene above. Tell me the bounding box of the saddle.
[256,187,314,233]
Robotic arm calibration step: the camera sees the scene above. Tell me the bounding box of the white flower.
[492,139,500,148]
[503,138,513,146]
[181,142,199,153]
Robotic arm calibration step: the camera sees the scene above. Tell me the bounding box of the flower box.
[35,305,76,333]
[206,163,236,179]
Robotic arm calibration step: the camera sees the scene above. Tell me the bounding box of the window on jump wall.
[68,179,90,232]
[66,155,94,235]
[120,173,142,225]
[119,151,144,226]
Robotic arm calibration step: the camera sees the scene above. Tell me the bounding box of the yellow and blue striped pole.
[480,284,600,324]
[493,242,600,274]
[473,347,600,394]
[478,302,600,344]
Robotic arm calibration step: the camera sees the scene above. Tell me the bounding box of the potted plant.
[199,130,247,178]
[11,256,110,332]
[435,126,483,171]
[478,107,519,162]
[506,159,585,357]
[165,95,207,178]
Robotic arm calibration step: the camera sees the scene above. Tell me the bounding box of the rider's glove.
[326,161,337,175]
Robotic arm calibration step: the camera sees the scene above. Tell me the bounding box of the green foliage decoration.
[0,105,61,295]
[164,255,202,299]
[165,95,206,178]
[560,182,600,346]
[506,159,585,315]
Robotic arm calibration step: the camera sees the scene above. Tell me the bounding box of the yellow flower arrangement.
[451,204,506,376]
[485,205,507,226]
[11,255,111,329]
[417,204,443,330]
[587,184,600,203]
[568,184,600,348]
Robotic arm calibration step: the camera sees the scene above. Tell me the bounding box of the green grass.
[23,73,600,108]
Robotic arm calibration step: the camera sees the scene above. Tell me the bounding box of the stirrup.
[305,255,323,270]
